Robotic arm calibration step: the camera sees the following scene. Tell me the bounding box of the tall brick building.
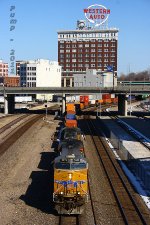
[58,4,119,87]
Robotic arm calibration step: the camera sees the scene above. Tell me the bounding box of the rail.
[0,114,42,156]
[86,119,148,225]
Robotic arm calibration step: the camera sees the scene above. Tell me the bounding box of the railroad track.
[0,114,42,156]
[0,114,30,135]
[58,215,80,225]
[86,119,149,225]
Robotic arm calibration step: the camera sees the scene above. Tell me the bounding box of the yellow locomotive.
[53,143,88,214]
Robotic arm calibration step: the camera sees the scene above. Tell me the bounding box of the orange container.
[66,103,75,112]
[80,103,84,109]
[66,110,76,115]
[65,120,77,128]
[98,99,103,103]
[103,98,111,104]
[84,102,89,106]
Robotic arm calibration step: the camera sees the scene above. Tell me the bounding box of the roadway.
[0,85,150,95]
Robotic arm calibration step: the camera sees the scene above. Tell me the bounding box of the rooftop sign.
[84,4,110,27]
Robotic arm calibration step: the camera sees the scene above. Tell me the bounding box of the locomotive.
[53,145,88,214]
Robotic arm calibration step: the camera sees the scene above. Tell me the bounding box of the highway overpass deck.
[0,85,150,95]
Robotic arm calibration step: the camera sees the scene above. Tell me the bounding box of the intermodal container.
[80,96,84,103]
[98,99,103,104]
[66,110,76,115]
[66,114,76,120]
[65,119,77,128]
[84,101,89,107]
[111,98,118,103]
[80,103,84,109]
[103,98,112,104]
[66,103,75,112]
[102,94,111,99]
[84,96,89,103]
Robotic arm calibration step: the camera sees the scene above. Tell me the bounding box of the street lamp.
[129,81,132,116]
[0,82,6,114]
[99,81,102,118]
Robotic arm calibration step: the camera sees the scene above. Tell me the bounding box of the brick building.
[0,60,8,77]
[58,20,119,87]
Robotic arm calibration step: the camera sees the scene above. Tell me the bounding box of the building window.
[72,54,76,57]
[78,54,82,57]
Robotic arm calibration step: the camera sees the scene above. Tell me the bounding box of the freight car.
[53,146,88,214]
[59,127,83,140]
[57,127,85,148]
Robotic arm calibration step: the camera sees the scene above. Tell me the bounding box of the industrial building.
[74,68,117,87]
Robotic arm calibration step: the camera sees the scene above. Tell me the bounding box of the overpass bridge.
[0,85,150,115]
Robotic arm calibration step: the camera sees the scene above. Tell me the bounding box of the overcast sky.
[0,0,150,76]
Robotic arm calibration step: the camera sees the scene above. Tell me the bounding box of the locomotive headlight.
[60,191,64,195]
[68,173,72,179]
[77,191,80,195]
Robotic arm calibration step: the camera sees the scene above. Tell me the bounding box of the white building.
[19,59,61,101]
[74,69,117,87]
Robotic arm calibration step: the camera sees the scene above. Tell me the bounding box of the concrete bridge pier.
[62,93,66,114]
[118,94,128,116]
[4,94,15,114]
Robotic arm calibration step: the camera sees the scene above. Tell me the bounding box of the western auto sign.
[84,4,110,27]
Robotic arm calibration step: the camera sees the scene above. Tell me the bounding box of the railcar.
[53,147,88,214]
[58,127,84,143]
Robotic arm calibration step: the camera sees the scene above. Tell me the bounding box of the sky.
[0,0,150,76]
